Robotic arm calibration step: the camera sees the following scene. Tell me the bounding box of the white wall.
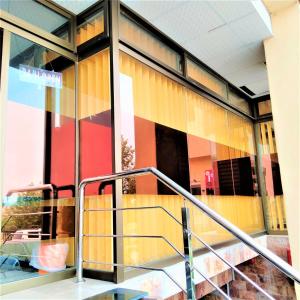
[264,2,300,296]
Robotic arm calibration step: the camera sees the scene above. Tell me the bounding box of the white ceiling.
[122,0,273,97]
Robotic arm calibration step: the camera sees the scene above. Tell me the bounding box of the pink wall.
[3,101,45,197]
[262,155,274,196]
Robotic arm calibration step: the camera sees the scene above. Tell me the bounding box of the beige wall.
[264,2,300,296]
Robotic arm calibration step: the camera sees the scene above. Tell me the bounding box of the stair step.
[83,288,148,300]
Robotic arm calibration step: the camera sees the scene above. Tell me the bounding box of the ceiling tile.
[207,0,255,23]
[151,1,225,44]
[122,0,187,22]
[246,79,270,95]
[206,42,265,75]
[225,63,268,86]
[228,12,272,45]
[185,25,244,61]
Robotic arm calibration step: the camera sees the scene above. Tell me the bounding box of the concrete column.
[264,2,300,296]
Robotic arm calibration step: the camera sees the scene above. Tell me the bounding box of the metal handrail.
[83,205,274,299]
[78,186,229,297]
[3,184,55,242]
[84,234,184,258]
[82,208,231,298]
[6,184,54,196]
[85,206,181,223]
[190,231,274,299]
[83,260,186,293]
[77,167,300,298]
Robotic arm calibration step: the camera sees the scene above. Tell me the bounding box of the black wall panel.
[155,124,190,194]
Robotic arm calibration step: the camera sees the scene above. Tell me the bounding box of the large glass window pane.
[120,13,182,72]
[228,90,250,115]
[186,59,227,99]
[78,48,113,272]
[227,112,258,197]
[119,51,264,267]
[120,51,187,266]
[186,90,262,242]
[259,121,285,231]
[1,34,75,284]
[0,0,71,42]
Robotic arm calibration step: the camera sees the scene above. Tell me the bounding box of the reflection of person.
[30,243,68,272]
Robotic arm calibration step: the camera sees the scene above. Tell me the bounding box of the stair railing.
[76,167,300,299]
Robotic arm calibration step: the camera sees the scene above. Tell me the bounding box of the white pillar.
[264,2,300,296]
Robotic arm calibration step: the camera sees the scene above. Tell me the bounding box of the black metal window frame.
[76,0,110,61]
[253,94,273,122]
[76,0,259,120]
[119,2,256,119]
[119,9,184,75]
[72,0,274,284]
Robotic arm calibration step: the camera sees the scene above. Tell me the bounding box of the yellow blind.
[78,48,110,120]
[186,89,229,147]
[120,51,256,154]
[259,121,277,154]
[120,51,187,132]
[120,14,181,71]
[77,11,105,46]
[227,111,256,155]
[228,90,250,115]
[258,100,272,115]
[186,59,227,99]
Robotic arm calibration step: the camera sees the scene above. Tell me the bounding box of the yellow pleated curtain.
[119,14,181,71]
[186,59,227,99]
[72,47,264,269]
[119,51,264,266]
[259,121,285,232]
[120,51,256,156]
[78,48,113,271]
[76,11,105,46]
[78,48,110,120]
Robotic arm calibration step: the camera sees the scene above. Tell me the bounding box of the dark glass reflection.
[156,124,190,194]
[187,135,256,196]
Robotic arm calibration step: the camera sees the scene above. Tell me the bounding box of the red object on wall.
[51,116,75,198]
[134,116,157,194]
[80,116,112,195]
[205,169,214,188]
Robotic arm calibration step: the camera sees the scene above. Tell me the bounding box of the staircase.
[203,256,296,300]
[75,167,300,299]
[2,168,299,299]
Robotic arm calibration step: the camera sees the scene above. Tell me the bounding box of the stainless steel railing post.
[76,183,85,282]
[181,207,196,300]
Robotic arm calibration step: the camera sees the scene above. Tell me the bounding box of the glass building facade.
[0,0,285,293]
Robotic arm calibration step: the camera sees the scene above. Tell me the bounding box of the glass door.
[0,32,76,285]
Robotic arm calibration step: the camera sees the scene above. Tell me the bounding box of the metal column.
[181,207,196,300]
